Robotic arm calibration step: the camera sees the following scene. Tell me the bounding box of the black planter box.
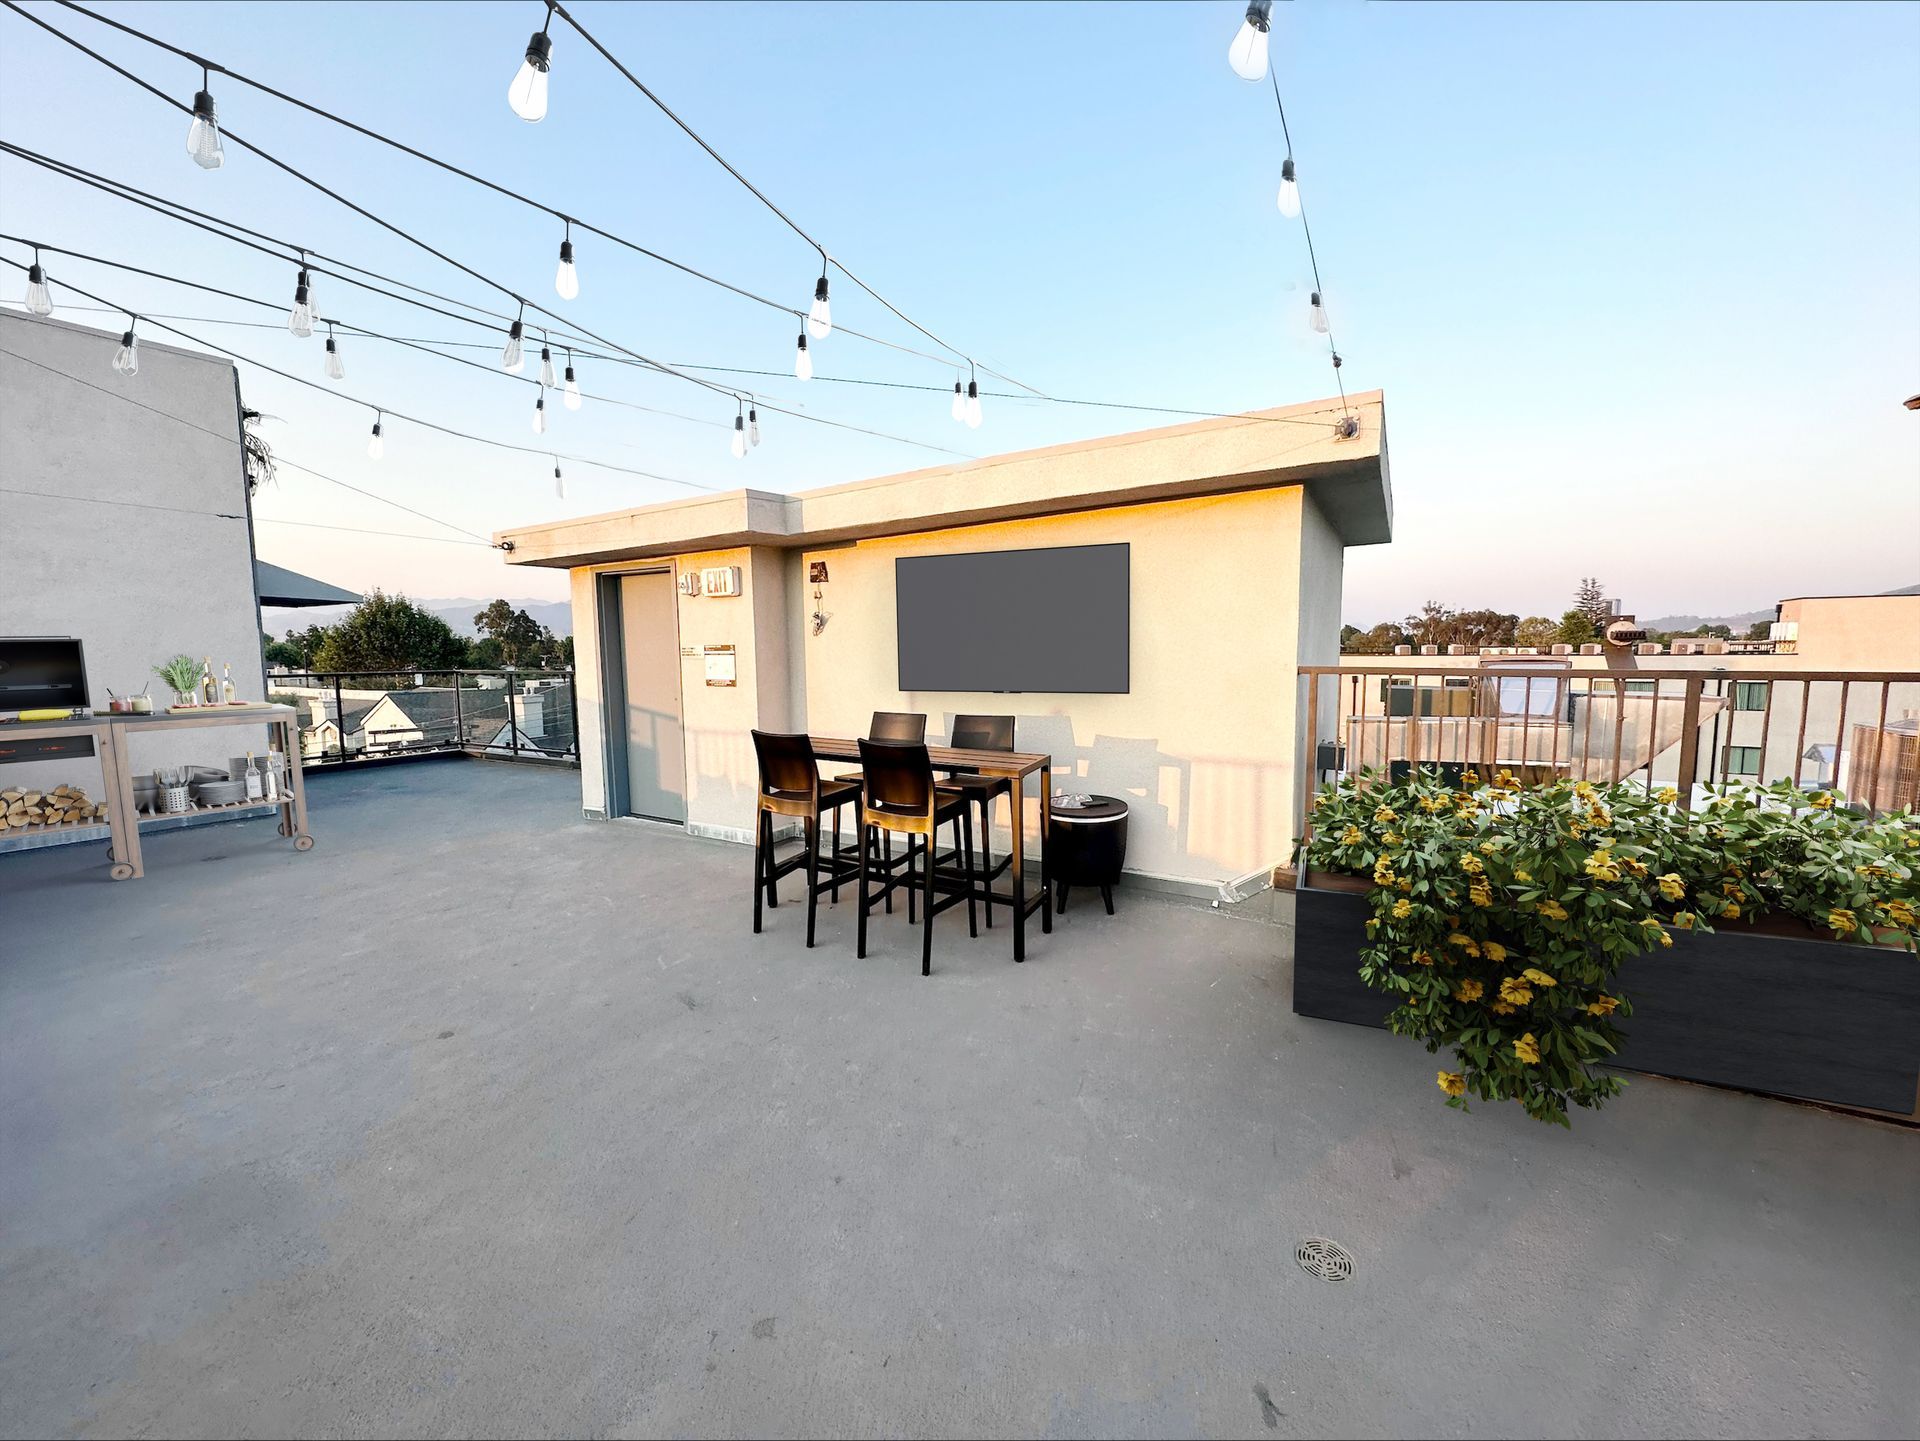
[1292,878,1920,1118]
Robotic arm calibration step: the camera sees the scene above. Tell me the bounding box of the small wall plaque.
[809,560,829,584]
[703,645,737,687]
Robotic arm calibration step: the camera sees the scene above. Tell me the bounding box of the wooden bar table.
[809,737,1053,961]
[0,705,312,880]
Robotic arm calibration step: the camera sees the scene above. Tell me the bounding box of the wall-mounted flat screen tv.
[895,543,1129,693]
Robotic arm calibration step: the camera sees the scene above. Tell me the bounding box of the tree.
[1344,622,1405,655]
[1403,601,1457,648]
[263,634,306,668]
[274,624,332,668]
[1450,610,1519,648]
[1744,620,1771,641]
[312,591,467,673]
[1700,623,1733,641]
[1340,624,1362,651]
[474,599,545,666]
[1555,609,1597,646]
[1514,616,1558,648]
[1576,577,1612,627]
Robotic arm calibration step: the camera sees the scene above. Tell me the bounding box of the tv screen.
[0,637,90,711]
[895,543,1129,693]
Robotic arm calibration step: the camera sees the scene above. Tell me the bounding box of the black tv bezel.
[0,635,91,712]
[892,542,1131,695]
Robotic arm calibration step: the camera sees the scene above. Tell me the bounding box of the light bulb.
[554,463,564,498]
[502,319,524,372]
[1277,157,1300,217]
[1309,290,1329,334]
[794,330,812,381]
[748,408,760,447]
[964,379,982,430]
[531,394,547,434]
[24,262,53,316]
[508,29,552,122]
[731,415,747,459]
[367,418,384,459]
[288,271,313,337]
[186,87,224,168]
[324,335,345,380]
[950,381,965,422]
[112,328,139,377]
[562,364,582,410]
[539,345,557,388]
[554,238,578,300]
[1227,0,1272,81]
[807,274,832,339]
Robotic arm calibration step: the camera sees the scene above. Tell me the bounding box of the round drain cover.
[1295,1237,1354,1282]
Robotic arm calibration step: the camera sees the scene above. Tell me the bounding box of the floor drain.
[1295,1237,1354,1282]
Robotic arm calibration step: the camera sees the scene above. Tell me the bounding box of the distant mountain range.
[263,598,572,639]
[1640,608,1772,634]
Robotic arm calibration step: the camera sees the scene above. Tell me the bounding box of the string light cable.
[24,0,995,380]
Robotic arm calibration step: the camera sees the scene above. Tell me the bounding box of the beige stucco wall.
[1777,595,1920,671]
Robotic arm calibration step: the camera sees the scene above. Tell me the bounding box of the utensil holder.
[160,782,193,815]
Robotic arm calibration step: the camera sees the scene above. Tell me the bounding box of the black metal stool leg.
[753,806,766,934]
[920,832,935,976]
[805,816,821,948]
[978,794,994,929]
[856,822,871,958]
[961,809,978,939]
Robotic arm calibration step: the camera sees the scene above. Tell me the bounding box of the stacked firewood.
[0,783,110,832]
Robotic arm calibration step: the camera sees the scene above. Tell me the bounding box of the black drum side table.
[1050,794,1129,915]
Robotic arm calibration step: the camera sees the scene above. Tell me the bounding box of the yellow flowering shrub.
[1297,770,1919,1126]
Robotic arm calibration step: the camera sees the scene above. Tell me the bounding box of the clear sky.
[3,0,1916,627]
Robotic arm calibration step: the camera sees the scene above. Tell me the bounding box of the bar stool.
[751,730,861,948]
[834,712,926,914]
[855,739,978,976]
[939,714,1015,928]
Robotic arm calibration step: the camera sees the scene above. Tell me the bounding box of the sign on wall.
[703,645,737,687]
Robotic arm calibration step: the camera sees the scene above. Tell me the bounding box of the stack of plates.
[191,778,250,807]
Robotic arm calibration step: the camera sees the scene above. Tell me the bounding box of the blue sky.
[3,0,1916,625]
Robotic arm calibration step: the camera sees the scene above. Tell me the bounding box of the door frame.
[595,565,684,824]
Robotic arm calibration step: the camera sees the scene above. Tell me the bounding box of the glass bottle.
[221,663,236,705]
[244,751,264,802]
[201,658,217,706]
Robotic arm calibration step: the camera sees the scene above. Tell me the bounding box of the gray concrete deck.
[3,759,1916,1440]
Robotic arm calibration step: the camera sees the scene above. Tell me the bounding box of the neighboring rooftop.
[2,760,1915,1438]
[498,392,1390,568]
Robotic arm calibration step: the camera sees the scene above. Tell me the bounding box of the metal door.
[611,571,686,823]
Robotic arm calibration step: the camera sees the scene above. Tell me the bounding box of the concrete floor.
[2,759,1916,1440]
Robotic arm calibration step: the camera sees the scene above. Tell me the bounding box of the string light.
[288,264,314,337]
[324,323,345,379]
[367,411,384,459]
[553,460,564,498]
[507,4,555,122]
[950,379,965,423]
[531,391,547,434]
[111,317,139,376]
[186,66,223,168]
[1309,291,1328,334]
[748,406,760,448]
[730,403,747,459]
[1277,156,1299,217]
[24,247,53,315]
[808,270,832,339]
[794,328,812,381]
[539,337,556,388]
[1227,0,1273,82]
[562,349,581,410]
[501,304,525,372]
[554,221,578,300]
[965,375,983,430]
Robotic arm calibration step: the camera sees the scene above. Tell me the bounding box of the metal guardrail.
[1297,663,1920,830]
[264,668,579,769]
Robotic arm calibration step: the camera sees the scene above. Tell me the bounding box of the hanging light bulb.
[807,272,832,339]
[539,343,557,389]
[367,414,384,460]
[111,321,139,377]
[288,268,314,337]
[531,393,547,434]
[554,461,565,498]
[964,378,983,430]
[731,412,747,459]
[1277,156,1301,217]
[502,311,525,372]
[1228,0,1273,82]
[508,14,554,122]
[554,226,579,300]
[794,329,812,381]
[324,327,346,380]
[562,354,582,411]
[1309,290,1329,334]
[186,70,224,169]
[24,251,53,316]
[748,407,761,448]
[950,380,965,423]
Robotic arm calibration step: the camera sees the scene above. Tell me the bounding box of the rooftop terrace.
[3,760,1916,1438]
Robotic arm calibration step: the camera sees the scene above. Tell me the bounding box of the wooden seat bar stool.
[855,738,978,975]
[751,729,862,948]
[833,711,926,915]
[936,714,1016,928]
